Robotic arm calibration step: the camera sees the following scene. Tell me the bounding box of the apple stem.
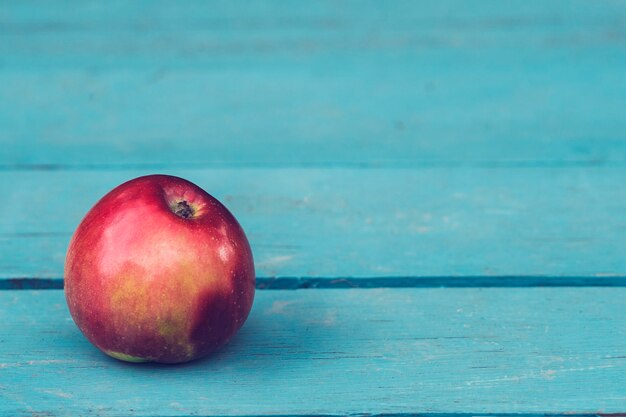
[174,201,194,219]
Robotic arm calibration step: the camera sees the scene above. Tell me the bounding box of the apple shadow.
[111,313,271,371]
[107,291,352,375]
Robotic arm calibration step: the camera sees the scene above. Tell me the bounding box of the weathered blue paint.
[1,1,626,168]
[1,289,626,415]
[2,0,626,415]
[2,168,626,283]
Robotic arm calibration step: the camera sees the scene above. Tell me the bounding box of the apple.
[64,174,255,364]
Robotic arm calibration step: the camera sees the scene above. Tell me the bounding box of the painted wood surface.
[2,1,626,415]
[2,1,626,168]
[1,288,625,416]
[2,167,626,284]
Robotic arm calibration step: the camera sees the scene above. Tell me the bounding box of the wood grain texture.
[1,168,626,283]
[1,288,625,415]
[2,1,626,415]
[1,0,626,168]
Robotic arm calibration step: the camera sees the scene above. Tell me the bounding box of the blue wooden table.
[2,1,626,415]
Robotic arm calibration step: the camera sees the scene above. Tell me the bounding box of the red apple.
[64,174,255,364]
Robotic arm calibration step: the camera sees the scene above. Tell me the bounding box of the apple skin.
[64,174,255,364]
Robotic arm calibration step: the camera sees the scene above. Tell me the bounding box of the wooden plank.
[3,64,625,169]
[2,1,626,167]
[1,288,625,415]
[1,167,626,285]
[3,0,625,65]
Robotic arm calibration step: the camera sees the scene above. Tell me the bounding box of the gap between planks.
[2,413,619,416]
[4,275,626,290]
[2,160,626,171]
